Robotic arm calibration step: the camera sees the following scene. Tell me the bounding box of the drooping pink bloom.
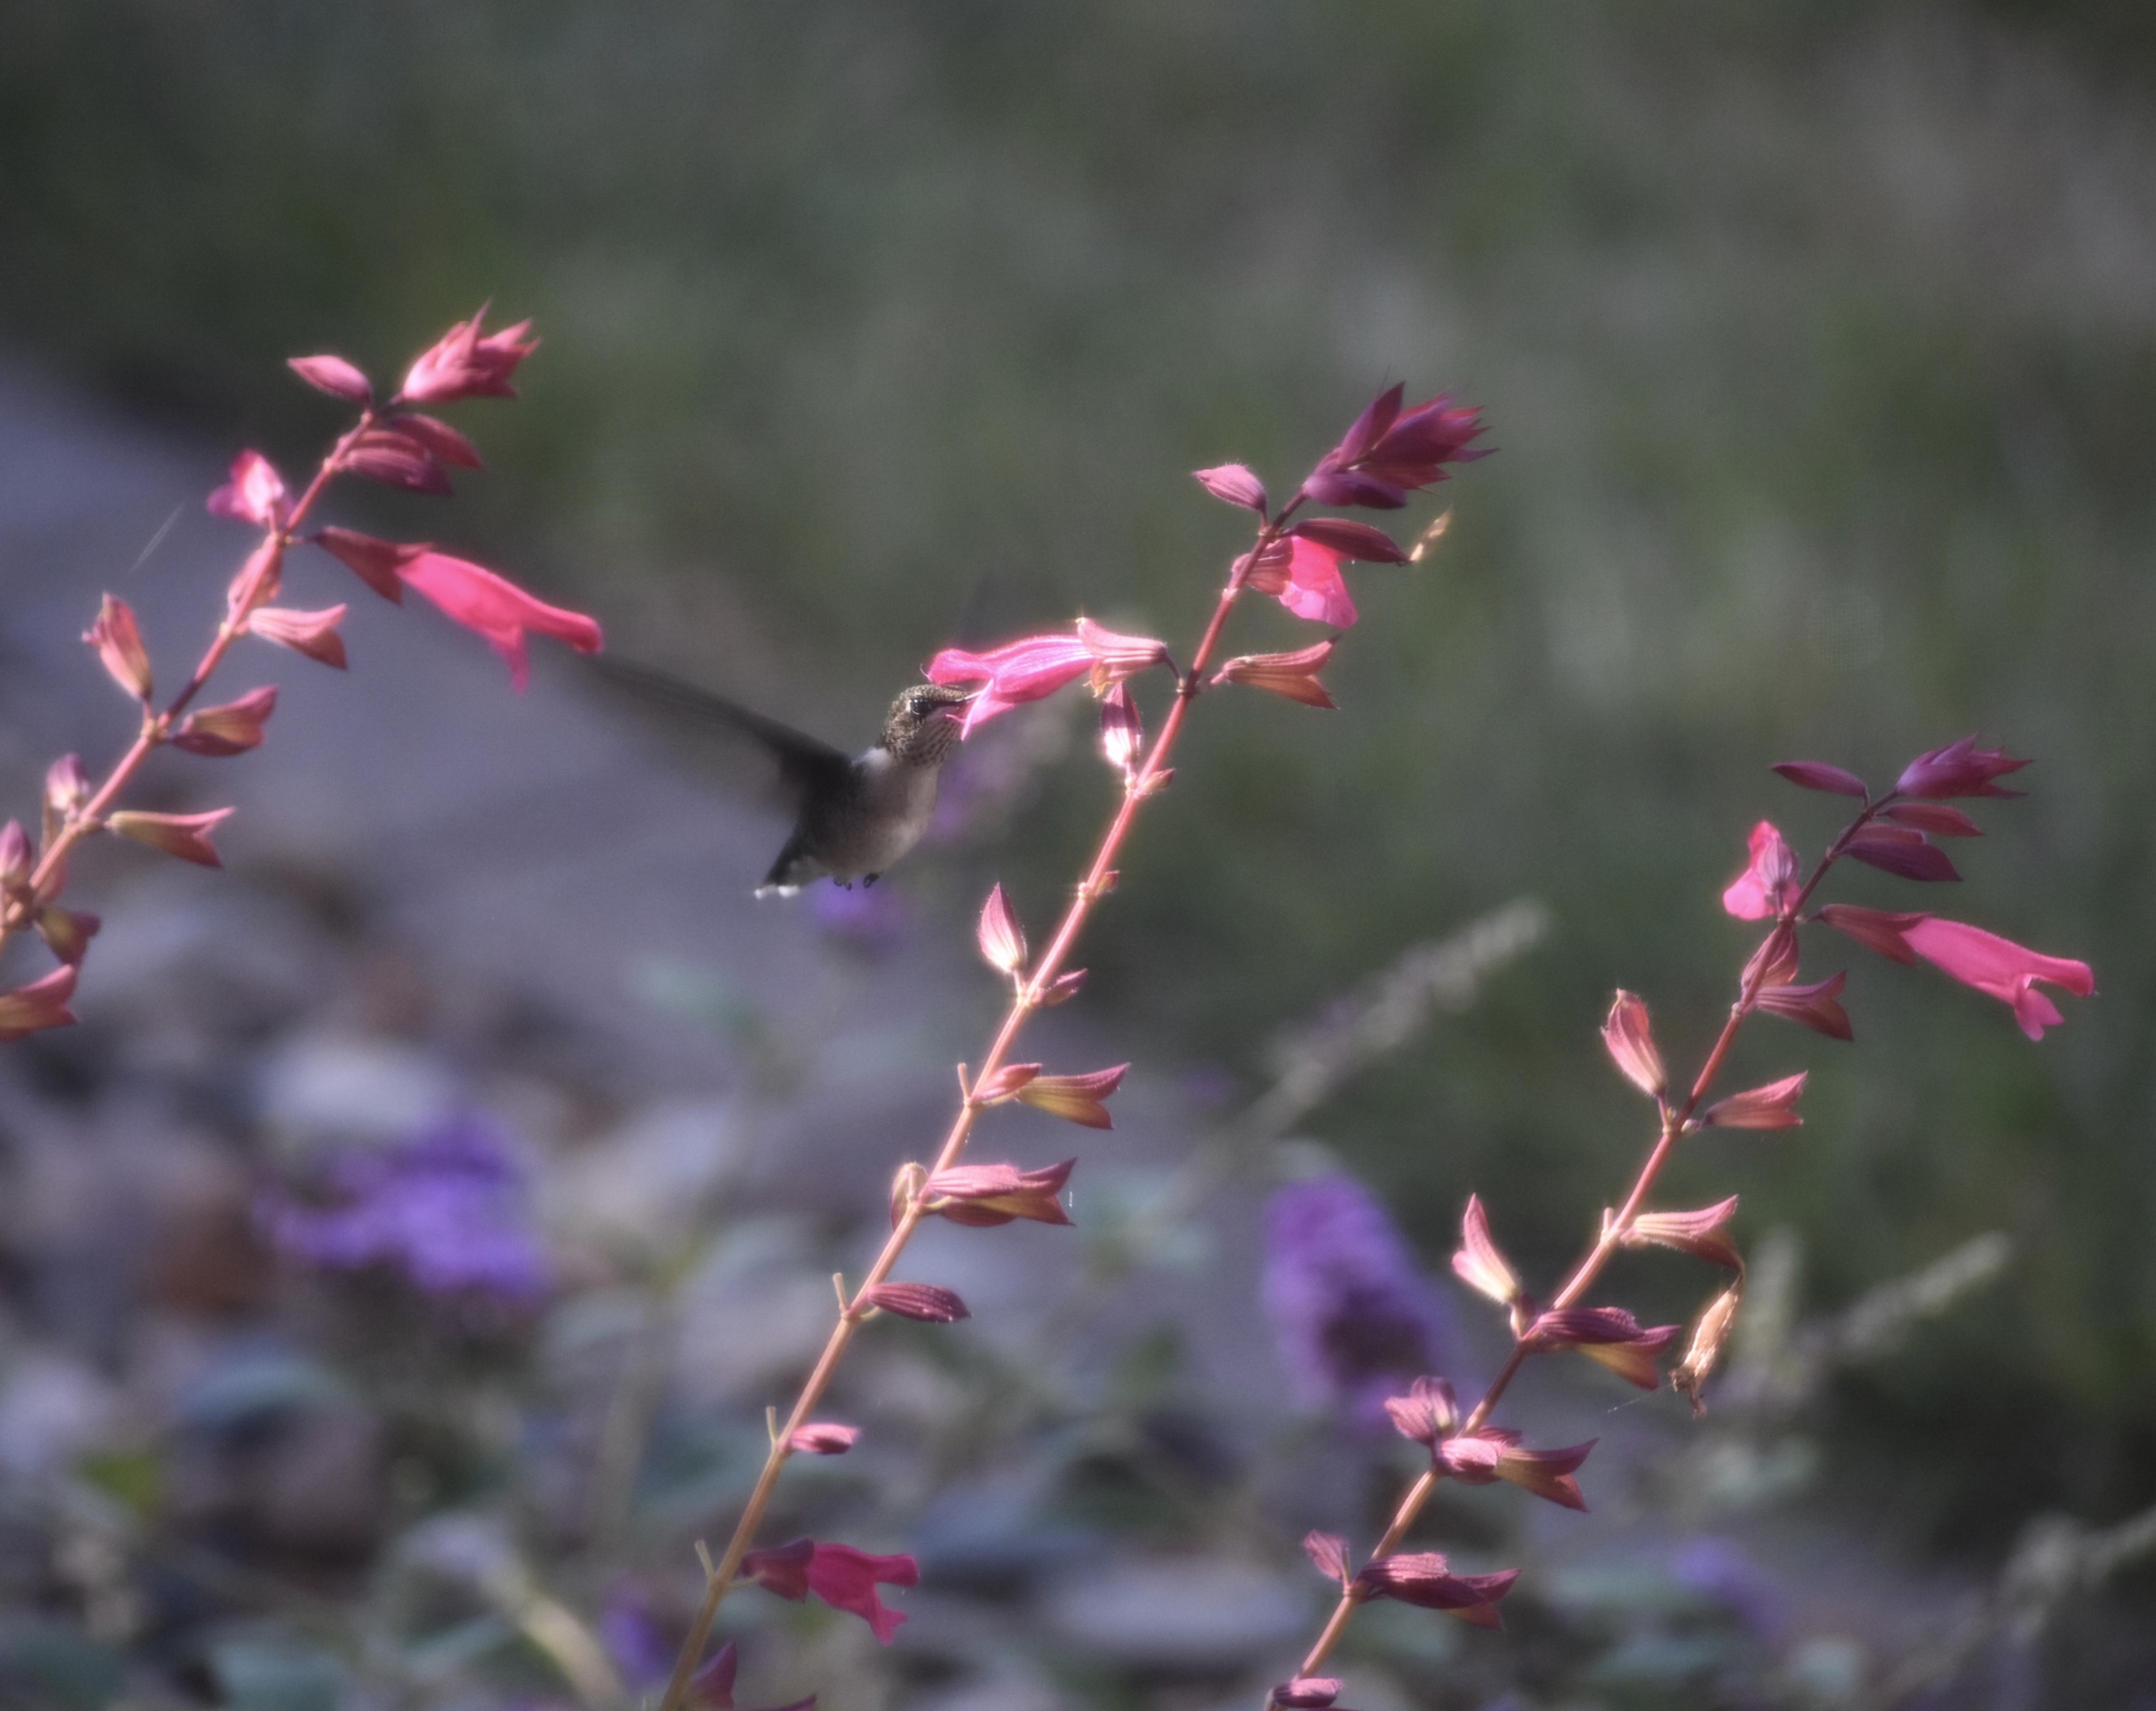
[1437,1428,1597,1511]
[1013,1064,1128,1129]
[245,605,349,669]
[976,883,1026,975]
[927,632,1093,734]
[1723,821,1800,920]
[206,450,289,532]
[1896,735,2029,800]
[1450,1193,1523,1308]
[1601,990,1665,1098]
[398,306,540,406]
[1902,918,2095,1040]
[171,686,279,757]
[1303,384,1489,510]
[1246,535,1357,628]
[1354,1551,1519,1628]
[0,965,78,1041]
[84,595,152,702]
[1521,1306,1678,1389]
[787,1422,860,1456]
[741,1540,919,1644]
[920,1159,1076,1227]
[397,550,604,689]
[107,808,234,868]
[287,354,373,403]
[1212,640,1339,708]
[1623,1198,1742,1270]
[1702,1072,1807,1130]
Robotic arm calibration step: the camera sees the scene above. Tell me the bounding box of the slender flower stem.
[0,411,375,955]
[654,506,1299,1711]
[1281,798,1887,1693]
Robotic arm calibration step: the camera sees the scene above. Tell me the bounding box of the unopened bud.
[976,883,1027,977]
[171,686,278,758]
[1600,990,1665,1099]
[1673,1282,1745,1417]
[84,595,152,702]
[0,821,31,890]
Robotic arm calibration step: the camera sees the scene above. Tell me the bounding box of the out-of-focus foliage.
[3,0,2153,1616]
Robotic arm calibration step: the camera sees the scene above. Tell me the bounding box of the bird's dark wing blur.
[586,657,853,813]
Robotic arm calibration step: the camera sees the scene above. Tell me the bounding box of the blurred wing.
[586,657,853,812]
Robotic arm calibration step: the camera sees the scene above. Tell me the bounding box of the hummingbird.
[590,659,971,894]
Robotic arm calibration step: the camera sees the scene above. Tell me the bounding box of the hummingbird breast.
[804,746,942,881]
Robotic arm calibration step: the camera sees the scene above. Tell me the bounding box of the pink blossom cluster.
[0,309,603,1037]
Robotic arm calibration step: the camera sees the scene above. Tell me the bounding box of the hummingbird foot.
[863,873,880,888]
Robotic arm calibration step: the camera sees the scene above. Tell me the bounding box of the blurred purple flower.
[1670,1536,1788,1643]
[601,1585,674,1690]
[264,1112,552,1302]
[1262,1173,1455,1429]
[809,879,909,955]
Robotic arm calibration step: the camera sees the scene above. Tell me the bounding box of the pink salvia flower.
[1600,990,1665,1099]
[206,450,289,532]
[1522,1306,1678,1389]
[398,306,540,405]
[0,965,79,1041]
[1722,821,1800,920]
[976,883,1027,976]
[1353,1551,1520,1629]
[1450,1193,1523,1308]
[107,808,234,868]
[1624,1198,1743,1270]
[787,1423,860,1456]
[84,595,152,702]
[803,1543,919,1644]
[927,632,1095,734]
[1212,641,1339,709]
[171,686,278,757]
[1274,535,1358,628]
[1702,1071,1807,1130]
[287,354,373,402]
[921,1159,1076,1227]
[245,605,349,669]
[397,550,604,689]
[1902,918,2095,1040]
[1014,1064,1128,1129]
[1896,735,2030,800]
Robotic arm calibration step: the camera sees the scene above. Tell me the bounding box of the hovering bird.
[591,659,971,894]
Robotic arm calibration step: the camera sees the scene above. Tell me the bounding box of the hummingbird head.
[882,683,971,766]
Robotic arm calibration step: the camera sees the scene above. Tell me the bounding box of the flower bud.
[1450,1193,1522,1309]
[889,1161,928,1228]
[1673,1281,1745,1417]
[1301,1531,1349,1585]
[1212,640,1339,709]
[246,605,349,669]
[107,808,234,868]
[287,354,373,402]
[171,686,278,758]
[1192,463,1267,513]
[1600,990,1664,1098]
[0,821,31,890]
[787,1422,860,1456]
[84,595,152,701]
[860,1282,969,1323]
[1013,1064,1127,1129]
[976,882,1026,976]
[1703,1072,1807,1130]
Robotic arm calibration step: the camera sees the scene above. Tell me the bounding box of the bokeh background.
[1,2,2152,1707]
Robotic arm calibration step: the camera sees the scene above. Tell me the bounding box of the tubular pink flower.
[1902,918,2095,1040]
[741,1540,918,1643]
[206,450,289,532]
[397,550,604,690]
[927,632,1094,734]
[1722,821,1799,920]
[398,306,539,405]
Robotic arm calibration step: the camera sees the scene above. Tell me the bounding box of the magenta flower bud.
[1722,821,1800,920]
[1013,1063,1128,1129]
[1212,641,1339,709]
[1302,1530,1350,1584]
[1624,1198,1742,1270]
[287,353,373,402]
[45,756,91,818]
[1450,1193,1523,1309]
[106,807,234,868]
[84,595,152,702]
[35,905,99,967]
[311,528,415,602]
[398,306,539,406]
[1192,463,1267,513]
[171,686,279,758]
[1302,384,1488,513]
[389,411,484,469]
[1771,759,1868,797]
[206,449,289,532]
[0,965,79,1042]
[343,427,454,495]
[1895,735,2029,800]
[1353,1551,1520,1628]
[1816,903,1924,965]
[398,550,604,690]
[976,882,1027,976]
[1098,682,1144,776]
[1703,1071,1807,1130]
[246,605,349,670]
[1271,1679,1341,1709]
[922,1158,1076,1227]
[1600,990,1665,1099]
[1755,972,1852,1041]
[0,821,31,890]
[1845,823,1961,883]
[860,1282,969,1323]
[1383,1375,1458,1446]
[1522,1306,1679,1389]
[787,1422,860,1455]
[1902,917,2095,1040]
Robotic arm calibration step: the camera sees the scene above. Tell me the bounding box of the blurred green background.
[4,0,2150,1576]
